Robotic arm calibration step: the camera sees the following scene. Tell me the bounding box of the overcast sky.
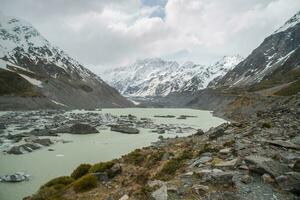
[1,0,300,73]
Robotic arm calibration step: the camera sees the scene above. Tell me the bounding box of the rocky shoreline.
[0,110,198,155]
[25,94,300,200]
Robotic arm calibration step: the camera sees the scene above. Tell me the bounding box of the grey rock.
[264,140,300,150]
[262,173,274,183]
[291,136,300,146]
[0,172,29,182]
[207,192,238,200]
[93,172,109,182]
[209,128,225,140]
[195,129,205,136]
[110,125,139,134]
[27,128,58,136]
[245,155,291,178]
[276,172,300,194]
[240,174,252,184]
[293,159,300,172]
[108,164,122,178]
[190,156,212,167]
[33,138,52,146]
[151,184,168,200]
[70,123,99,134]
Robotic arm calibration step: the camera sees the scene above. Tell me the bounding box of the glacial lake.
[0,108,226,200]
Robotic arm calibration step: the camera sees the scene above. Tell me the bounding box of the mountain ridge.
[0,14,133,109]
[102,55,243,97]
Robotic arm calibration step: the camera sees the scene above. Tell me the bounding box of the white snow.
[275,11,300,34]
[101,56,243,97]
[0,59,7,69]
[51,100,67,107]
[0,13,100,83]
[19,74,43,87]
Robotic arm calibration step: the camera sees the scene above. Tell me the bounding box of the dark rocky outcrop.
[69,123,99,134]
[110,125,139,134]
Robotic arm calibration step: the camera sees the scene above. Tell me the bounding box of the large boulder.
[69,123,99,134]
[209,128,225,140]
[151,184,168,200]
[276,172,300,194]
[7,143,41,155]
[0,172,29,182]
[195,169,235,186]
[33,138,52,146]
[244,155,291,178]
[110,125,139,134]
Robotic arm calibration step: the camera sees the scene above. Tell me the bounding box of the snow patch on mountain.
[102,56,243,97]
[275,11,300,33]
[0,13,103,84]
[19,74,43,87]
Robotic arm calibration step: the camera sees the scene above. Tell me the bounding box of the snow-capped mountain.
[0,14,132,109]
[216,11,300,88]
[102,56,243,97]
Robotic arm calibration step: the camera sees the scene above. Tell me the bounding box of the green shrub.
[133,186,156,199]
[261,122,271,129]
[155,149,192,181]
[41,176,74,190]
[274,80,300,96]
[178,149,193,160]
[146,151,164,167]
[71,164,92,180]
[156,158,182,181]
[31,187,58,200]
[89,161,115,173]
[124,149,144,165]
[73,174,97,193]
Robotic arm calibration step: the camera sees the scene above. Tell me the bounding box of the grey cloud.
[0,0,299,74]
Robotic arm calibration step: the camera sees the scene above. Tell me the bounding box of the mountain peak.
[275,10,300,34]
[0,13,132,108]
[102,56,242,97]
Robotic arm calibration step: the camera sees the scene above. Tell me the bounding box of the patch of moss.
[261,122,271,129]
[124,149,144,165]
[211,157,223,167]
[248,67,300,92]
[89,161,115,173]
[41,176,74,190]
[274,80,300,96]
[73,174,97,193]
[71,164,92,180]
[223,140,235,147]
[134,172,149,185]
[31,187,58,200]
[198,143,217,155]
[155,149,192,181]
[133,186,156,200]
[145,150,165,167]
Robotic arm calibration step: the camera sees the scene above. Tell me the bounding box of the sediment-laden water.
[0,108,226,200]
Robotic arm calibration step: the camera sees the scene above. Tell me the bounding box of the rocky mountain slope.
[101,56,243,97]
[26,10,300,200]
[215,11,300,90]
[0,14,132,110]
[28,94,300,200]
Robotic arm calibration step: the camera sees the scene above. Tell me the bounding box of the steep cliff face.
[0,14,132,109]
[215,11,300,89]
